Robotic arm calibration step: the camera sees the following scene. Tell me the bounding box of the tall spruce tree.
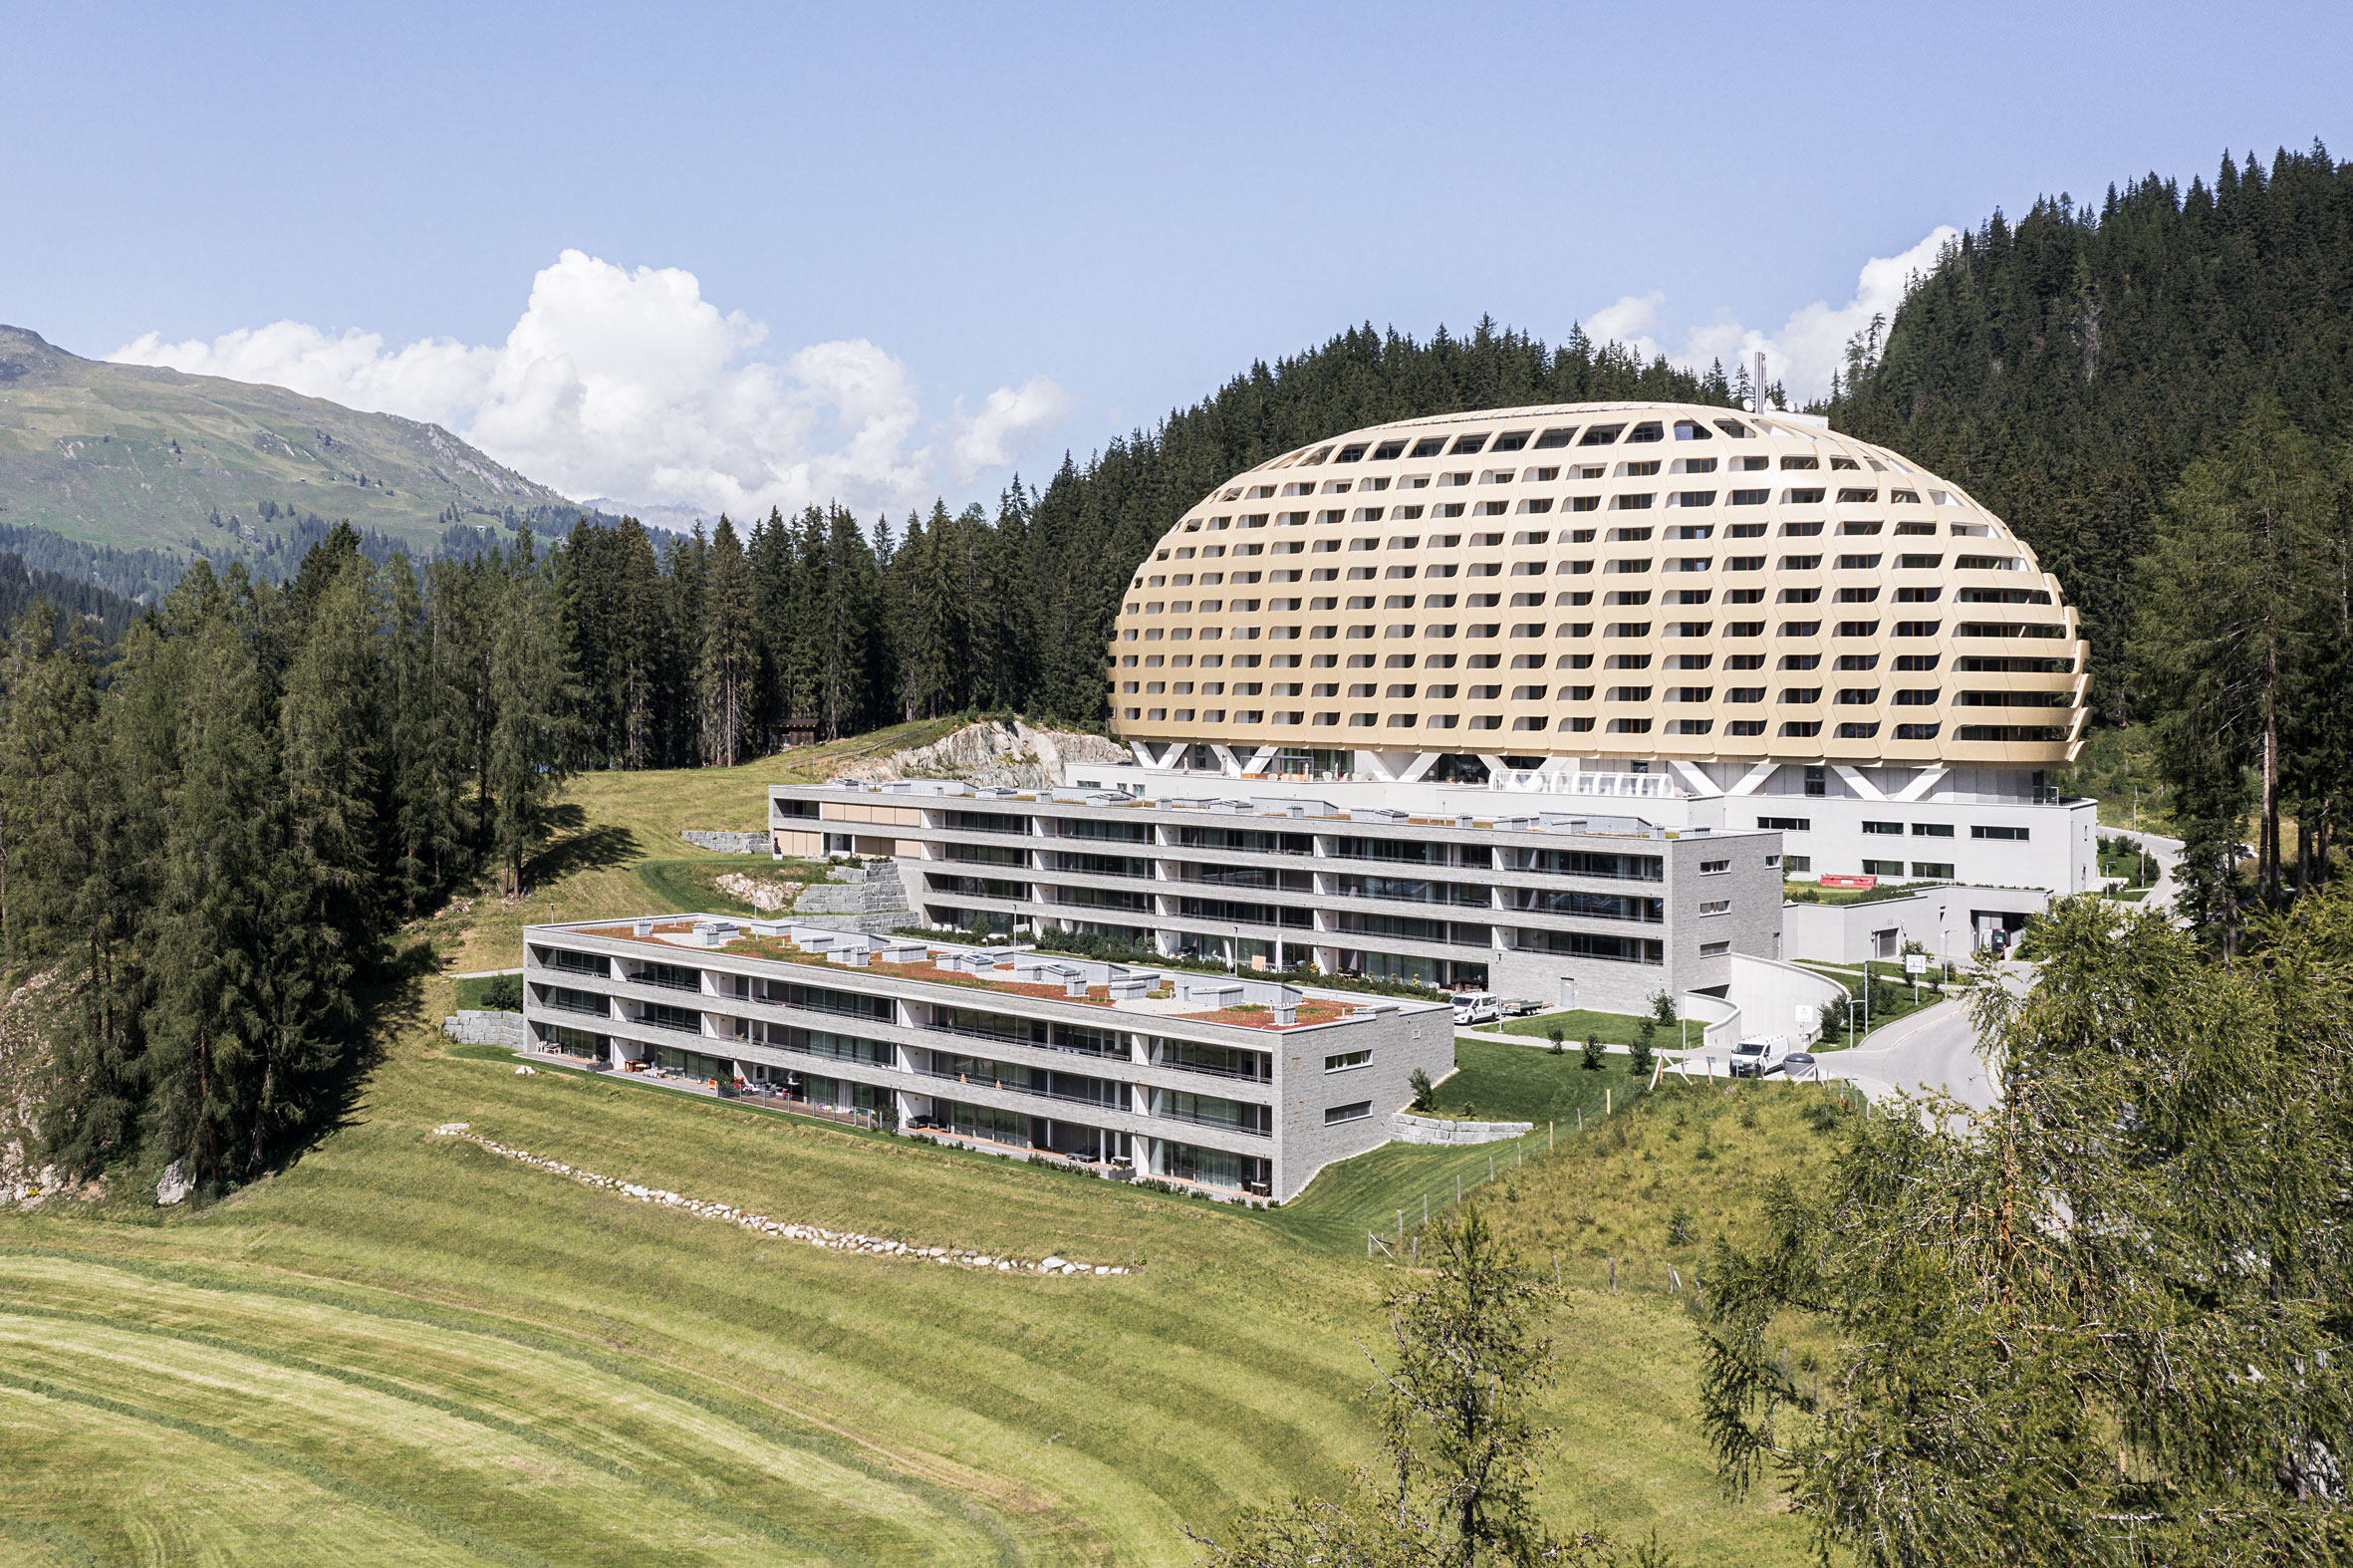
[698,515,756,766]
[483,529,577,898]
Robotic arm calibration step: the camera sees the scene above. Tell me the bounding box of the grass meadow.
[0,747,1833,1566]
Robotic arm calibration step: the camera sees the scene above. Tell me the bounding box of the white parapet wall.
[1781,885,2049,966]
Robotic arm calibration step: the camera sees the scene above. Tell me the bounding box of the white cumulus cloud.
[1568,229,1959,402]
[111,250,1071,523]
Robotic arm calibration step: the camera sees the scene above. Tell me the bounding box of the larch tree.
[1697,893,2353,1566]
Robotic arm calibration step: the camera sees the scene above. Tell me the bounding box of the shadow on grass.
[529,812,641,886]
[636,859,773,916]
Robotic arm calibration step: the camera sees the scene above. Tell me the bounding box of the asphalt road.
[1805,997,1994,1109]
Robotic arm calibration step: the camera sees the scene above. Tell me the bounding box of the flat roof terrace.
[535,918,1430,1033]
[775,775,1783,846]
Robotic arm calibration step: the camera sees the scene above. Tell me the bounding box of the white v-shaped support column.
[1725,761,1779,797]
[1831,765,1887,802]
[1892,767,1948,803]
[1669,760,1722,797]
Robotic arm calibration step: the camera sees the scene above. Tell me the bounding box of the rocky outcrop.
[712,864,915,933]
[156,1159,192,1205]
[0,970,56,1205]
[714,872,799,912]
[833,720,1126,791]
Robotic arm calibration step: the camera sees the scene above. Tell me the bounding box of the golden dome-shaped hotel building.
[769,401,2096,1016]
[1093,402,2095,901]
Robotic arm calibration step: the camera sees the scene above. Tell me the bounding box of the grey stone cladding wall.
[1391,1112,1535,1146]
[444,1010,525,1048]
[1272,1003,1453,1197]
[680,830,771,855]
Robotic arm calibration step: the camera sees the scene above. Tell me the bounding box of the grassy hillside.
[0,738,1833,1563]
[0,325,576,560]
[442,719,970,973]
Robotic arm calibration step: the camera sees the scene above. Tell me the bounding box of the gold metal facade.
[1108,402,2084,769]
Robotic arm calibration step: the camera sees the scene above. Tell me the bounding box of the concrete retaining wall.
[443,1010,524,1048]
[681,830,771,855]
[1391,1112,1535,1146]
[1726,953,1847,1046]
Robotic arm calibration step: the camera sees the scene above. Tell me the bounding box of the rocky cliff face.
[832,720,1126,791]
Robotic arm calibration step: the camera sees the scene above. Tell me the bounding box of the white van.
[1729,1035,1792,1078]
[1451,991,1502,1026]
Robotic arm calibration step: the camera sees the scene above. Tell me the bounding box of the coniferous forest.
[3,530,573,1188]
[1831,144,2353,935]
[556,322,1732,759]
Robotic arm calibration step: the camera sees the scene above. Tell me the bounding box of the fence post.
[1552,1252,1561,1286]
[1609,1256,1617,1292]
[1606,1088,1612,1116]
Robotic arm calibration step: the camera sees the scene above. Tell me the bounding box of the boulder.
[156,1159,192,1205]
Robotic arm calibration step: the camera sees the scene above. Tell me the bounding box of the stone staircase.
[790,860,915,934]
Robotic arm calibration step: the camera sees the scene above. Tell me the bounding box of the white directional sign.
[1904,953,1928,974]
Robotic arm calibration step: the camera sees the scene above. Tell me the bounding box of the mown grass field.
[1490,1007,1673,1048]
[0,747,1829,1565]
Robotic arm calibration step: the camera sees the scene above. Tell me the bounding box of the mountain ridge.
[0,325,589,562]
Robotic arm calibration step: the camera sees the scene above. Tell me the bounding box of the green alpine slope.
[0,325,576,559]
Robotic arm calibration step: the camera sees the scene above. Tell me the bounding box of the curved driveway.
[1807,998,1993,1109]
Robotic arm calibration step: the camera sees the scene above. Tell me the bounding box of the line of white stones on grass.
[427,1124,1130,1277]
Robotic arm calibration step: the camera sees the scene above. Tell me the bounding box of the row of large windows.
[1115,623,2069,672]
[1133,561,2041,600]
[1123,616,2068,644]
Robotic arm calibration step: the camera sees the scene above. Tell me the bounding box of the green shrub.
[1408,1067,1436,1114]
[1581,1036,1605,1072]
[1629,1036,1655,1078]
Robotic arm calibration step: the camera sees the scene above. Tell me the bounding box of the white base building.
[1064,749,2098,907]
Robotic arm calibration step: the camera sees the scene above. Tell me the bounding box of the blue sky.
[9,1,2351,520]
